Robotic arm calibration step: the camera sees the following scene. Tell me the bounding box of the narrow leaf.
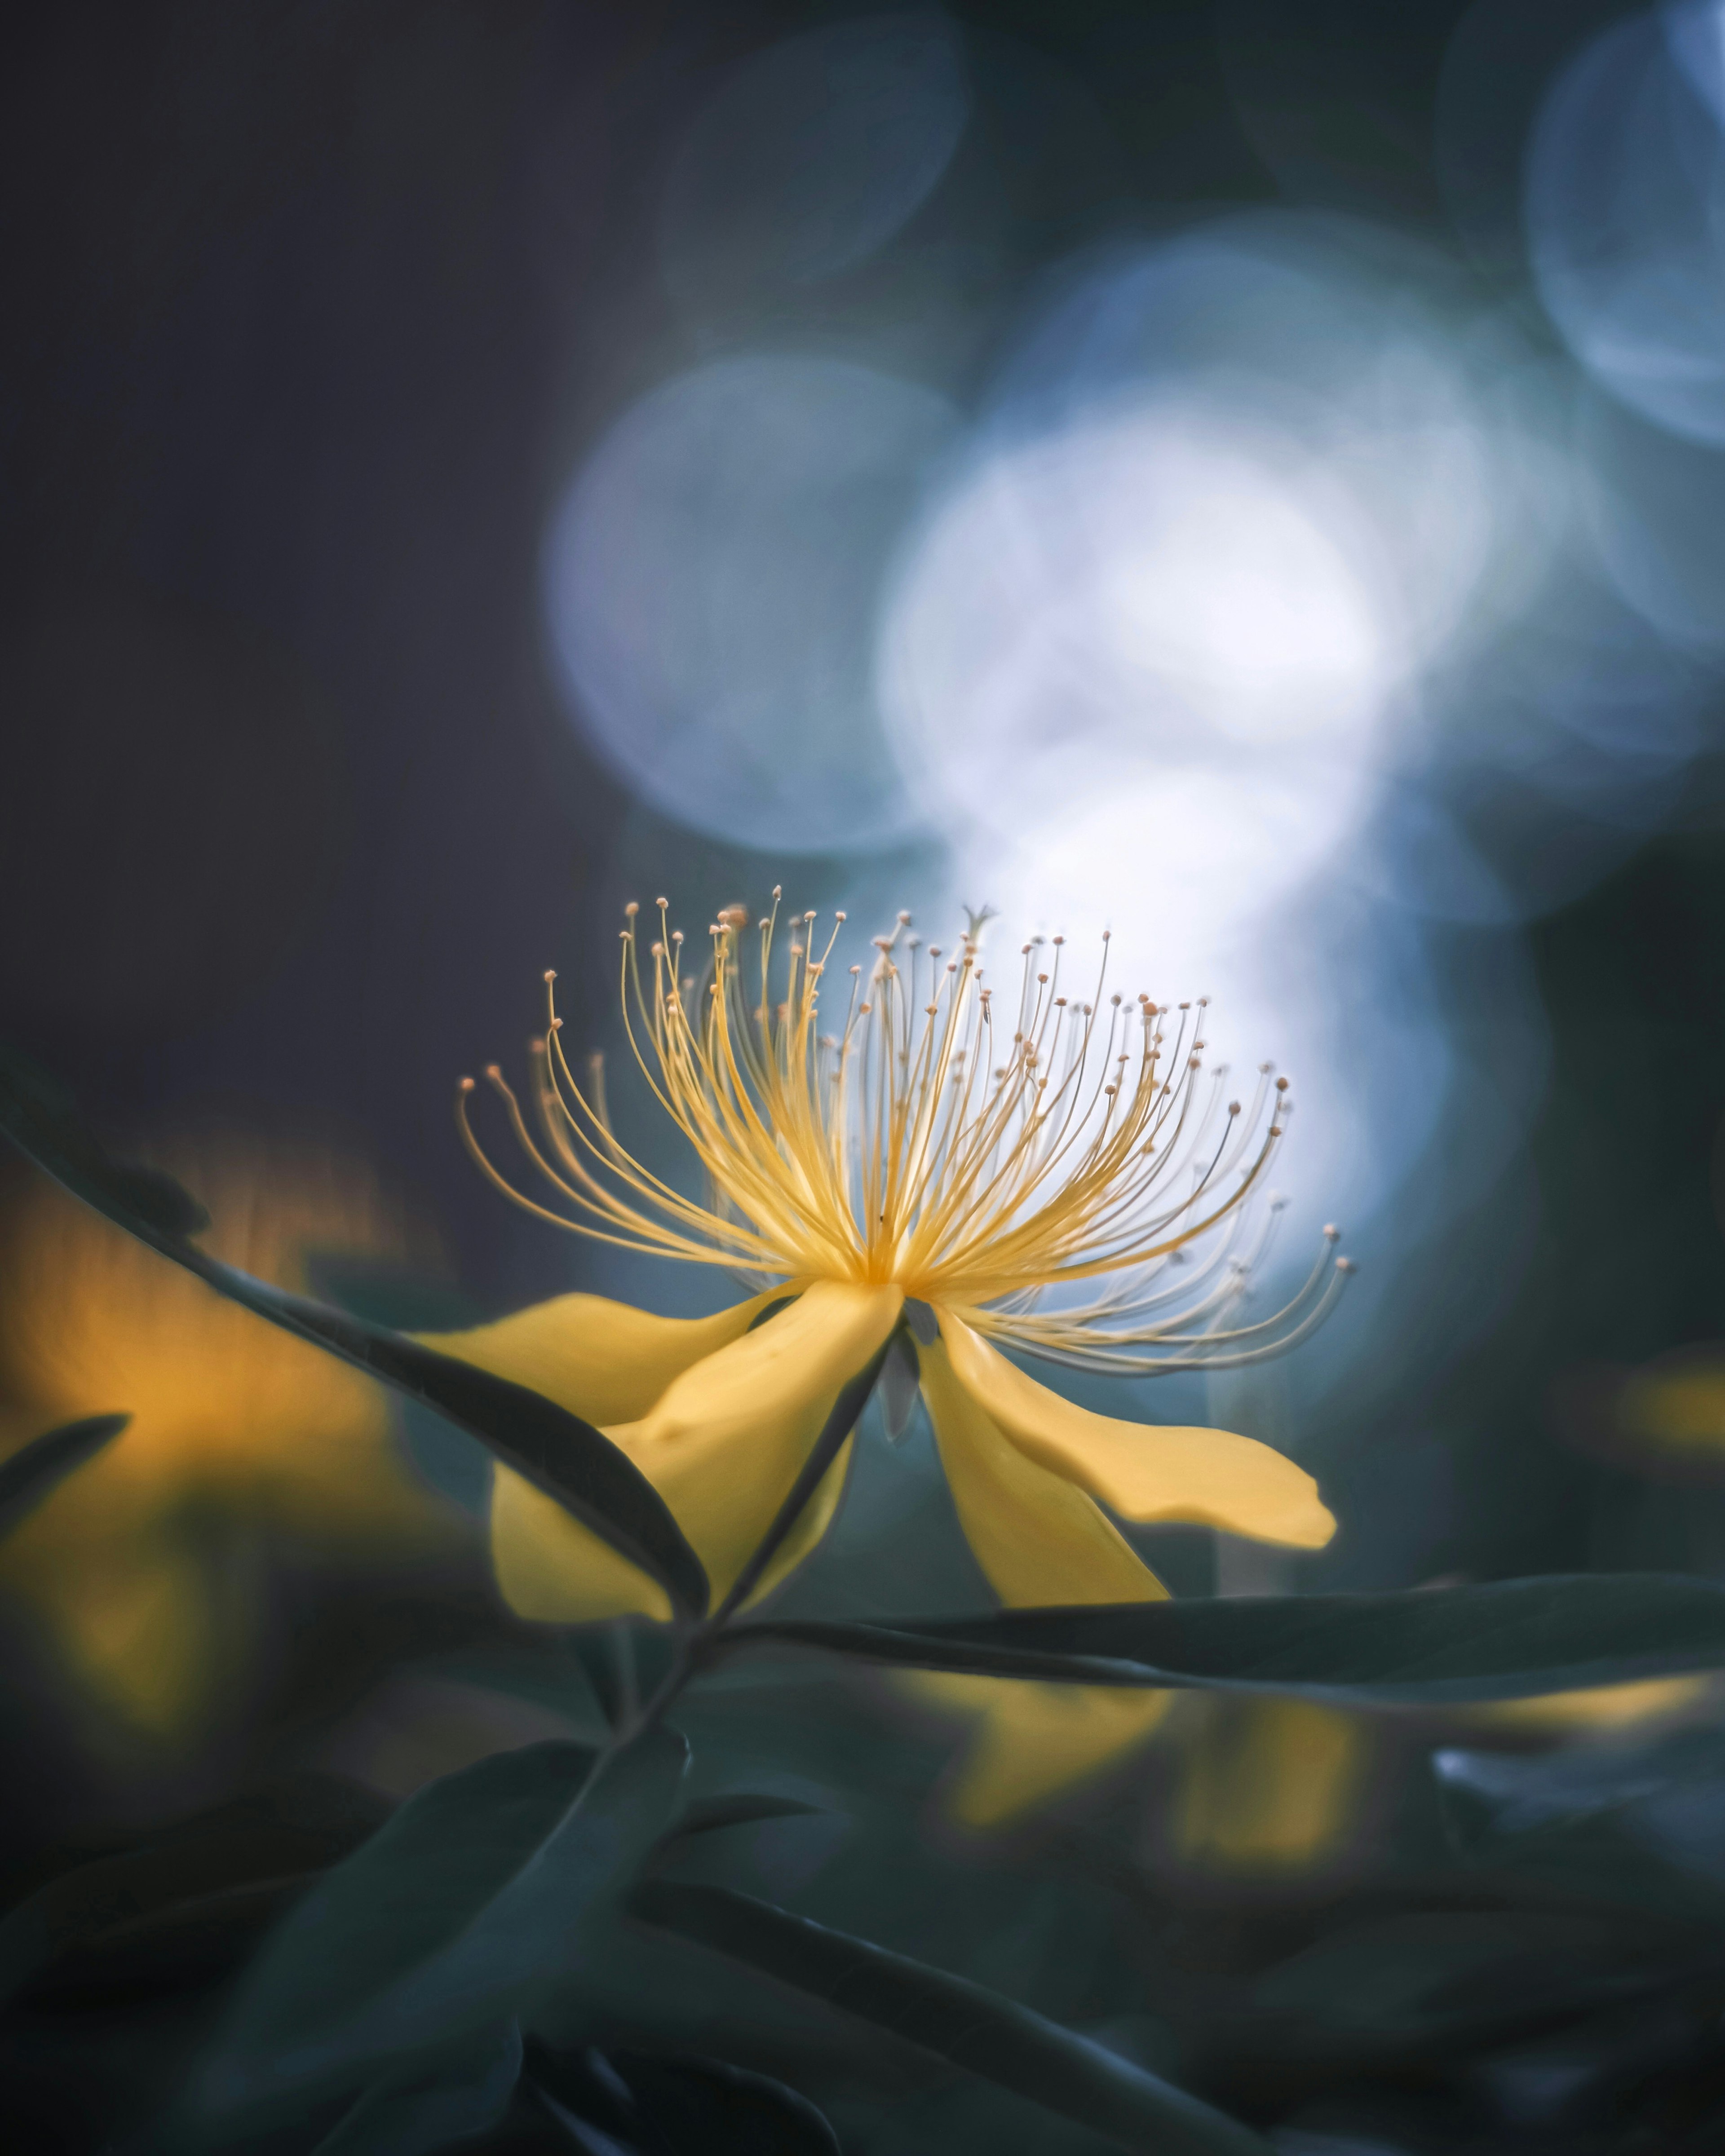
[613,2050,840,2155]
[631,1882,1270,2156]
[313,2020,523,2156]
[731,1574,1725,1703]
[201,1732,686,2116]
[0,1049,708,1617]
[0,1772,390,2006]
[665,1794,827,1842]
[0,1413,128,1534]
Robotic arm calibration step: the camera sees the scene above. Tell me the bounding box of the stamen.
[460,900,1346,1370]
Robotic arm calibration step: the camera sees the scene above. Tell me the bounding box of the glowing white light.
[543,354,957,854]
[879,400,1389,905]
[1527,3,1725,445]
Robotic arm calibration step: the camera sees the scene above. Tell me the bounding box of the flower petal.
[917,1333,1167,1606]
[488,1281,900,1624]
[911,1339,1170,1824]
[419,1288,780,1426]
[1175,1698,1369,1873]
[620,1279,901,1606]
[916,1675,1172,1829]
[937,1310,1336,1549]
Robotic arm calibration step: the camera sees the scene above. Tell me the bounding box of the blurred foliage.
[7,1082,1725,2152]
[0,1140,459,1742]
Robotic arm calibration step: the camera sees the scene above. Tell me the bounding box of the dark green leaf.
[312,2021,523,2156]
[0,1051,209,1237]
[612,2050,840,2155]
[731,1574,1725,1702]
[0,1413,128,1535]
[664,1794,827,1844]
[199,1732,686,2117]
[0,1048,708,1617]
[0,1773,391,2008]
[630,1882,1271,2156]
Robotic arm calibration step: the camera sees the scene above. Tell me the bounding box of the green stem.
[568,1340,891,1805]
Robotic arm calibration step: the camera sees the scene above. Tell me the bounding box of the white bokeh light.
[1527,1,1725,446]
[543,353,957,854]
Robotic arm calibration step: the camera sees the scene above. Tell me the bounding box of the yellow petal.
[620,1279,900,1606]
[488,1281,900,1624]
[1466,1675,1711,1736]
[937,1310,1336,1550]
[918,1331,1168,1606]
[1174,1697,1369,1873]
[420,1287,780,1426]
[910,1335,1172,1825]
[916,1675,1171,1829]
[490,1469,676,1625]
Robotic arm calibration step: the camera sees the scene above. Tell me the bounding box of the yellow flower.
[0,1141,454,1740]
[428,894,1345,1633]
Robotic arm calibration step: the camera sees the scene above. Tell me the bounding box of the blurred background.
[8,0,1725,2090]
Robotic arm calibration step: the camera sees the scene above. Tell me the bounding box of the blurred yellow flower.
[429,895,1343,1629]
[0,1141,454,1741]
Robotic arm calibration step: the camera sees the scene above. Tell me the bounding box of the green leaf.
[665,1794,828,1843]
[0,1048,708,1618]
[0,1051,210,1238]
[609,2050,840,2155]
[312,2021,522,2156]
[731,1574,1725,1702]
[630,1882,1271,2156]
[0,1774,391,2008]
[0,1413,128,1536]
[523,2040,842,2155]
[199,1732,686,2119]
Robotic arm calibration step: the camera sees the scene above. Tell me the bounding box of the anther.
[484,1063,502,1080]
[1275,1076,1290,1092]
[897,910,911,923]
[1053,935,1065,947]
[1323,1223,1340,1240]
[925,1003,938,1016]
[1111,994,1122,1006]
[551,1016,563,1031]
[773,885,783,899]
[543,968,557,982]
[1038,972,1049,984]
[624,902,639,918]
[1336,1258,1356,1275]
[1228,1100,1241,1115]
[1269,1124,1283,1138]
[1179,1001,1191,1011]
[651,941,664,958]
[849,964,861,976]
[1055,996,1067,1008]
[655,896,668,908]
[458,1075,475,1093]
[835,910,847,922]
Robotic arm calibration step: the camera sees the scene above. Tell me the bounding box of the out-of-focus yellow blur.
[0,1142,456,1743]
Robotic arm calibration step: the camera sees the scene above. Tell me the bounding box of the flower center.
[458,891,1351,1372]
